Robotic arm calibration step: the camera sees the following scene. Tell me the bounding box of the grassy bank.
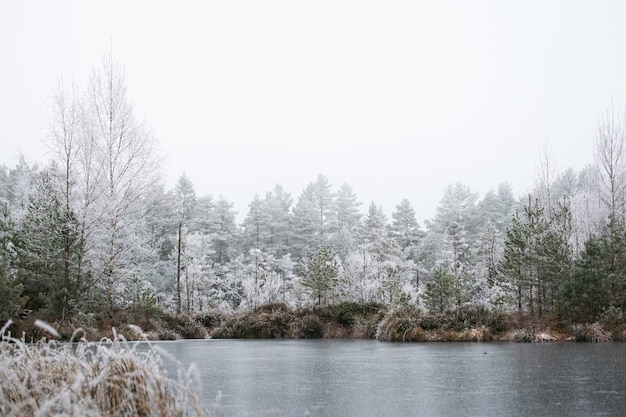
[3,302,625,343]
[209,303,626,343]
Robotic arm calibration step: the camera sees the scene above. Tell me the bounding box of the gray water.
[154,339,626,417]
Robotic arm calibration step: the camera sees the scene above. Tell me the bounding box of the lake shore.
[6,302,625,343]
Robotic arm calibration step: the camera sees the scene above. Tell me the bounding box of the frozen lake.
[154,339,626,417]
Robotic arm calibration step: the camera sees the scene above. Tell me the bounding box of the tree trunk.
[177,223,182,314]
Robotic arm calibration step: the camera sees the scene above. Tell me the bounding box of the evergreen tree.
[500,196,547,314]
[332,182,362,259]
[241,194,270,253]
[207,197,239,269]
[502,191,573,316]
[359,202,388,252]
[300,244,340,306]
[0,201,25,321]
[292,183,322,259]
[174,173,197,226]
[192,194,215,233]
[389,199,423,254]
[14,172,80,317]
[263,184,293,257]
[423,266,455,314]
[603,214,626,311]
[561,235,611,320]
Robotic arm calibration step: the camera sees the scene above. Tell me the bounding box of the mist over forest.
[1,56,625,329]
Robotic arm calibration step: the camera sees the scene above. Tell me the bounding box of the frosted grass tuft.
[0,322,219,416]
[34,319,60,339]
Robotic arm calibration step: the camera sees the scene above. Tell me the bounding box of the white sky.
[2,0,626,224]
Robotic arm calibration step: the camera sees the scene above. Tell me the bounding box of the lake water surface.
[154,339,626,417]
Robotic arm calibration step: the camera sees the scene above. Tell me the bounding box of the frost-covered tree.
[241,194,270,253]
[389,199,423,256]
[206,197,239,269]
[359,202,387,252]
[427,182,478,235]
[594,103,626,220]
[87,53,161,309]
[470,219,507,308]
[292,184,322,259]
[46,78,84,321]
[239,249,286,310]
[476,183,516,233]
[174,173,197,226]
[340,250,378,303]
[263,184,293,257]
[331,182,362,259]
[422,182,478,272]
[192,194,215,233]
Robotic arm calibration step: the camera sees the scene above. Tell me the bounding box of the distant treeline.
[1,57,626,329]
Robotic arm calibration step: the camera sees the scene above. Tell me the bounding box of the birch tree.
[594,103,626,220]
[88,53,161,309]
[47,78,83,321]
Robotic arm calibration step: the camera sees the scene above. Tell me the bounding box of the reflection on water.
[153,340,626,417]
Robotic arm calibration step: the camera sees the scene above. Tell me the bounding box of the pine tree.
[300,244,340,306]
[359,202,388,252]
[175,173,197,226]
[500,196,547,314]
[561,235,611,320]
[389,199,423,254]
[292,184,322,259]
[207,197,239,270]
[332,182,362,259]
[14,172,80,318]
[0,201,25,321]
[423,266,455,314]
[264,184,293,257]
[241,194,270,253]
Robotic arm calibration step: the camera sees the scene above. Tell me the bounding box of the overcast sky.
[2,1,626,224]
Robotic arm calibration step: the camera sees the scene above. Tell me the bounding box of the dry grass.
[0,320,220,417]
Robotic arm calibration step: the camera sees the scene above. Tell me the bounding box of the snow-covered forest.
[1,58,626,326]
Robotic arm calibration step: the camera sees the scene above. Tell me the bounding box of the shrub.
[503,328,534,343]
[289,315,324,338]
[417,314,443,331]
[159,313,207,339]
[376,308,422,342]
[317,302,386,328]
[573,323,612,343]
[254,303,291,314]
[211,310,295,339]
[196,310,225,330]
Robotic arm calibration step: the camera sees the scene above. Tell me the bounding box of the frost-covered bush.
[573,322,612,343]
[211,309,295,339]
[0,320,218,417]
[159,313,208,339]
[376,308,424,342]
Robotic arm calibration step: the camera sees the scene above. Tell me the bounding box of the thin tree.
[47,77,82,321]
[594,103,626,221]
